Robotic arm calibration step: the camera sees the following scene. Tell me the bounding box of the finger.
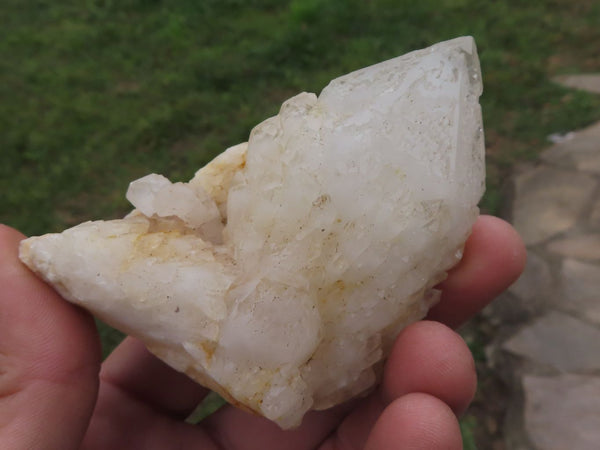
[363,393,462,450]
[82,380,221,450]
[202,402,353,450]
[319,321,475,449]
[100,337,209,418]
[382,321,476,415]
[86,353,350,449]
[0,225,101,449]
[99,338,352,449]
[428,215,526,328]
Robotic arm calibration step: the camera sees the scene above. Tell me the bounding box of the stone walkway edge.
[483,74,600,450]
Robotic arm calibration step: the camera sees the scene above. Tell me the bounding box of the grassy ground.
[3,0,600,236]
[2,0,600,446]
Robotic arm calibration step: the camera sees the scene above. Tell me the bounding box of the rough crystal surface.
[19,36,485,428]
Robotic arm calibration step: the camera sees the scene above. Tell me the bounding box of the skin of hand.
[0,215,525,450]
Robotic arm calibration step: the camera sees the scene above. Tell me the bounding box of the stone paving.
[484,74,600,450]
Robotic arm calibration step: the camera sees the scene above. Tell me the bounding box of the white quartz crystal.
[19,36,485,428]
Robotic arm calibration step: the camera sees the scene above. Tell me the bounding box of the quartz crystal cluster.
[19,36,485,428]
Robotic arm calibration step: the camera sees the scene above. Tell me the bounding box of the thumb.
[0,225,101,450]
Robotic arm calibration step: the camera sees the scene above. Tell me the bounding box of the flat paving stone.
[590,197,600,226]
[473,250,553,326]
[548,233,600,261]
[554,73,600,94]
[540,130,600,174]
[509,250,554,301]
[560,258,600,325]
[502,311,600,372]
[523,374,600,450]
[512,167,597,245]
[488,251,554,322]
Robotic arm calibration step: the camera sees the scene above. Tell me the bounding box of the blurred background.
[2,1,600,448]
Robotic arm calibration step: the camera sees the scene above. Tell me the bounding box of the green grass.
[2,0,600,443]
[2,0,600,236]
[460,415,479,450]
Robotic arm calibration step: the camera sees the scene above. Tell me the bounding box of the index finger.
[427,215,526,328]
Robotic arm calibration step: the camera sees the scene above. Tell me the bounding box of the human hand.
[0,215,525,450]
